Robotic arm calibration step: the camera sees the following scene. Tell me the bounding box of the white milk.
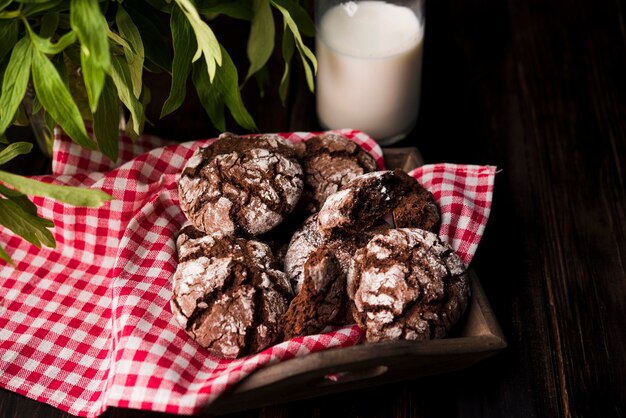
[316,1,424,144]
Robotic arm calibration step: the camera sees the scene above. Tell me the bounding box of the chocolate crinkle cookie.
[282,246,346,339]
[348,228,470,343]
[178,133,304,236]
[298,133,378,213]
[283,213,390,295]
[392,174,440,232]
[201,132,302,161]
[171,225,293,359]
[317,169,440,238]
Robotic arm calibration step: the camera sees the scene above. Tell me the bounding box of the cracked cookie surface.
[170,225,292,358]
[178,133,304,236]
[298,133,377,214]
[347,228,469,342]
[284,214,390,295]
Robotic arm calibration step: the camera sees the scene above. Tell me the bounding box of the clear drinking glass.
[315,0,426,145]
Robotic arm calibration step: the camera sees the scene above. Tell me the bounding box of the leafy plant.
[0,140,113,264]
[0,0,317,264]
[0,0,316,160]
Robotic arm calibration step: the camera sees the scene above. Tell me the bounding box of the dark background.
[2,0,625,417]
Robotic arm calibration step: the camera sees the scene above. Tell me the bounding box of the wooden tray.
[205,148,506,415]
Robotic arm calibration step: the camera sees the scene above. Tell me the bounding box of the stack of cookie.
[171,133,470,358]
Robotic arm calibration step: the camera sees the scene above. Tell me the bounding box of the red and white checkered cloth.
[0,128,495,417]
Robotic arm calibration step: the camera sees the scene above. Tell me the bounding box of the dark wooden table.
[2,0,625,417]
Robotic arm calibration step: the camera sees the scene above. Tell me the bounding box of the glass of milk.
[315,0,425,145]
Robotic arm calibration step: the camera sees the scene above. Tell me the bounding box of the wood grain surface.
[2,0,625,417]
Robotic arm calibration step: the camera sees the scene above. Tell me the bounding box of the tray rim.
[205,270,506,414]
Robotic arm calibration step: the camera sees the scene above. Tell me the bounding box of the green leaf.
[0,198,55,248]
[64,51,93,121]
[0,54,7,82]
[31,93,43,115]
[81,56,106,112]
[93,76,119,162]
[279,25,294,105]
[44,110,56,131]
[192,61,224,131]
[29,29,77,55]
[52,53,69,87]
[245,0,274,83]
[0,37,33,135]
[107,28,133,53]
[22,0,65,17]
[0,244,13,265]
[196,0,253,20]
[31,49,96,150]
[272,0,317,92]
[127,87,149,140]
[116,7,144,98]
[272,0,314,37]
[254,65,269,97]
[13,104,29,126]
[32,110,57,155]
[0,19,18,61]
[0,0,12,12]
[295,40,315,92]
[81,57,106,108]
[160,5,194,118]
[0,142,32,165]
[70,0,111,112]
[110,54,143,137]
[193,46,257,132]
[125,6,172,73]
[142,58,165,74]
[174,0,222,81]
[0,10,20,19]
[40,12,59,37]
[0,170,114,207]
[0,184,40,217]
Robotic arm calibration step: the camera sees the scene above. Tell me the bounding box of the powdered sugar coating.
[316,189,353,232]
[283,215,325,294]
[316,170,403,237]
[178,135,304,236]
[348,228,469,343]
[171,225,292,358]
[298,133,377,213]
[284,214,390,294]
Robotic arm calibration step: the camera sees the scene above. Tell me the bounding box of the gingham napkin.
[0,128,495,417]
